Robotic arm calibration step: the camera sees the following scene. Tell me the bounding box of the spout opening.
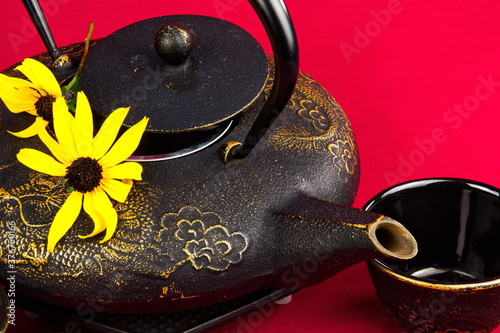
[369,217,418,260]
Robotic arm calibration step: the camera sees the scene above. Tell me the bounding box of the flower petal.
[79,190,106,239]
[99,178,132,203]
[1,100,37,114]
[0,79,39,114]
[47,191,83,252]
[72,92,94,156]
[16,58,61,98]
[0,73,37,91]
[91,107,129,160]
[0,76,40,100]
[53,97,78,160]
[99,117,149,168]
[102,162,143,180]
[100,208,118,244]
[17,148,67,176]
[79,186,118,243]
[8,118,46,138]
[36,119,71,165]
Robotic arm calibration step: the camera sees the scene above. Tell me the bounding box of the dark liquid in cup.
[411,267,479,283]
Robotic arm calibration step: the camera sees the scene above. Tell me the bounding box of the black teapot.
[0,0,417,313]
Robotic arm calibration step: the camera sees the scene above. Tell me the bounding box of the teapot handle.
[231,0,299,159]
[21,0,63,63]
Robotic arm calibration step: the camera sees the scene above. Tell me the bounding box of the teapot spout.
[270,194,417,289]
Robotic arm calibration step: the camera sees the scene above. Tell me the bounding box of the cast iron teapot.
[0,0,417,313]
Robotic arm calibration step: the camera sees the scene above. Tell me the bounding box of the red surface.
[1,0,500,332]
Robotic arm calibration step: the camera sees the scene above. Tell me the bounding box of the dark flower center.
[65,157,103,193]
[35,95,56,121]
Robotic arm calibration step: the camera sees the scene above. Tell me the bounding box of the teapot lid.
[81,15,268,135]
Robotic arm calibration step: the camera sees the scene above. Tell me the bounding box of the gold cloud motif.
[159,206,249,275]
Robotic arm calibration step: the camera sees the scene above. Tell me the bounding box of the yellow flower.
[0,58,63,137]
[17,91,149,252]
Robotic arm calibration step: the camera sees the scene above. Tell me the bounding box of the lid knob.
[154,23,194,64]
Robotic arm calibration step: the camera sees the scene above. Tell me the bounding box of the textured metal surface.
[154,23,194,65]
[0,43,363,313]
[81,15,268,133]
[368,262,500,333]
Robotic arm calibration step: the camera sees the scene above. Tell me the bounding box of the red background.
[1,0,500,332]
